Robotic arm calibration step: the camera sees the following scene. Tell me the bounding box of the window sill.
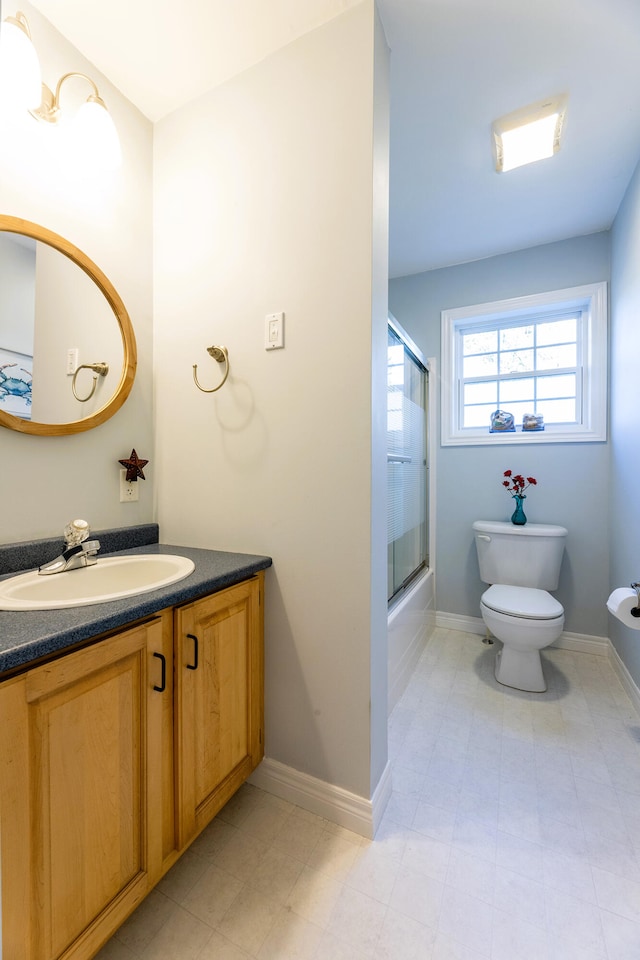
[442,425,607,446]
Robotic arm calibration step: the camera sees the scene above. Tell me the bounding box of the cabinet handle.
[186,633,199,671]
[152,652,166,692]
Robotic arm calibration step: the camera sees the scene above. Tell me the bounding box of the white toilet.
[473,520,568,692]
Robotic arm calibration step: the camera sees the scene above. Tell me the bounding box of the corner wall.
[153,2,389,811]
[610,157,640,688]
[390,233,611,639]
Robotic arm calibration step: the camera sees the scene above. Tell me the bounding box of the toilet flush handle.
[477,534,491,542]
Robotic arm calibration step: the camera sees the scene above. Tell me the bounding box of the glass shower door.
[387,322,428,603]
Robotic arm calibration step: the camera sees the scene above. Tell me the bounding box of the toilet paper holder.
[629,582,640,617]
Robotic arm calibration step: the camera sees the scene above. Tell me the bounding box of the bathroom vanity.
[0,530,271,960]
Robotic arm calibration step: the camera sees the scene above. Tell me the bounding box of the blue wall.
[610,157,640,685]
[389,232,611,638]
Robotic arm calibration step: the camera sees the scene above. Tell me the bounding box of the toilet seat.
[481,584,563,620]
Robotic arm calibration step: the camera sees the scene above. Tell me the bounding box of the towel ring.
[193,345,230,393]
[72,362,109,402]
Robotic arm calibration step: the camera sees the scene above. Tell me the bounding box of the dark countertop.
[0,542,272,677]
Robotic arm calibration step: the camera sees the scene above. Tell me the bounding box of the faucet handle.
[64,519,90,547]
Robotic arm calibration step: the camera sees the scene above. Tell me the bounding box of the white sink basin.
[0,554,195,611]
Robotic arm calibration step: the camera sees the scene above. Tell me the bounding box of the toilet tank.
[473,520,568,590]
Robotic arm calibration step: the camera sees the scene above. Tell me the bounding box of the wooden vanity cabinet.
[174,575,264,848]
[0,615,171,960]
[0,573,264,960]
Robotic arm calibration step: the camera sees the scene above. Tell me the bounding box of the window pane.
[499,378,534,403]
[537,398,577,423]
[463,403,496,428]
[463,354,497,377]
[536,318,577,346]
[536,344,576,370]
[536,373,575,399]
[500,349,534,374]
[505,401,535,423]
[464,382,497,405]
[500,326,533,350]
[462,330,497,356]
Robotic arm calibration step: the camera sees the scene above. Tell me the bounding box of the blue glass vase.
[511,494,527,525]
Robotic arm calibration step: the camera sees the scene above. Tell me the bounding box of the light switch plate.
[265,312,284,350]
[66,347,79,376]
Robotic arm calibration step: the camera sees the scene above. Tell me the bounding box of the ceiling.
[28,0,640,279]
[380,0,640,277]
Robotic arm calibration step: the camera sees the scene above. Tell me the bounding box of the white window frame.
[440,282,608,446]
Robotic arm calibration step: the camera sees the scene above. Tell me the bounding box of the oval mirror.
[0,215,136,436]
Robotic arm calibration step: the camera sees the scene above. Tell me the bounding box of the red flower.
[501,470,537,495]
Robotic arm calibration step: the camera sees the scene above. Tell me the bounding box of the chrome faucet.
[38,519,101,576]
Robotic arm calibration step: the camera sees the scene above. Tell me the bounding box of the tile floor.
[96,629,640,959]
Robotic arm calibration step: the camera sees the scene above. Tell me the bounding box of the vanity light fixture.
[0,10,121,170]
[32,72,122,170]
[492,95,567,173]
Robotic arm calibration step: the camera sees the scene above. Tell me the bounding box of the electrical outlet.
[119,469,139,502]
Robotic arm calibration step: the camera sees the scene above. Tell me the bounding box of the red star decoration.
[118,449,149,482]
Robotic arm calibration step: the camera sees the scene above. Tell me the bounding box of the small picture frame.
[0,347,33,420]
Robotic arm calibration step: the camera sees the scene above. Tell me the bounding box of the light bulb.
[73,97,122,171]
[0,16,42,111]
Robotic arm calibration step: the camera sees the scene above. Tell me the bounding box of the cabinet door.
[0,617,166,960]
[175,574,264,847]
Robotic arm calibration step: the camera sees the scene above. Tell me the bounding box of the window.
[441,282,607,445]
[388,319,428,603]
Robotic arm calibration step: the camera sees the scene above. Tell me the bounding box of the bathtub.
[387,567,435,713]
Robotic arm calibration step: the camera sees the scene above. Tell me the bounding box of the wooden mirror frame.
[0,215,137,436]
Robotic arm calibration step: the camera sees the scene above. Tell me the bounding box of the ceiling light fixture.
[0,10,121,170]
[492,95,567,173]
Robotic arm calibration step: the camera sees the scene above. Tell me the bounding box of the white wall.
[390,232,611,638]
[610,157,640,687]
[0,234,35,355]
[32,244,121,423]
[154,2,390,805]
[0,1,154,543]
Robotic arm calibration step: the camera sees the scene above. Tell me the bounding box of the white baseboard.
[435,611,486,635]
[249,757,392,840]
[608,643,640,716]
[435,610,609,656]
[554,630,609,655]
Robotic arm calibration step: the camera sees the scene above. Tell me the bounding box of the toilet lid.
[481,584,563,620]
